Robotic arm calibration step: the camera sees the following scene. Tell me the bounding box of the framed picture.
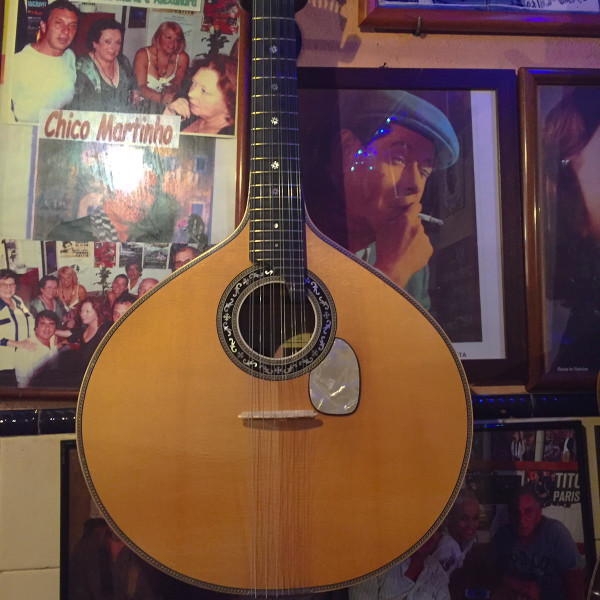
[437,419,597,598]
[297,68,526,386]
[3,0,240,130]
[520,68,600,391]
[359,0,600,36]
[0,2,247,401]
[59,439,345,600]
[60,440,188,599]
[346,419,597,597]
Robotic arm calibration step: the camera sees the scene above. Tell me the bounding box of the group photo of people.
[8,0,239,135]
[0,239,204,389]
[347,424,590,600]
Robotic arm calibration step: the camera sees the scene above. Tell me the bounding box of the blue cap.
[339,90,460,170]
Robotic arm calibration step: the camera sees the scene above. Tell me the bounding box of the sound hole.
[237,282,315,359]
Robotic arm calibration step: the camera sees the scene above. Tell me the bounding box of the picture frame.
[0,2,248,402]
[359,0,600,37]
[60,419,598,599]
[445,419,597,596]
[520,68,600,391]
[60,440,176,599]
[59,439,345,600]
[297,67,526,386]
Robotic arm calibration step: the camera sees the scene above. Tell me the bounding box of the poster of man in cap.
[299,86,504,362]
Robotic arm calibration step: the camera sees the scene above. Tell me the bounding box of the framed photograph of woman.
[520,68,600,390]
[298,68,526,386]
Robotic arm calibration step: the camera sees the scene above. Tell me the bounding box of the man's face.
[137,278,158,296]
[512,494,542,541]
[36,316,57,346]
[174,248,196,269]
[113,302,132,322]
[39,8,78,56]
[112,276,128,297]
[126,264,141,281]
[449,499,480,544]
[341,124,435,232]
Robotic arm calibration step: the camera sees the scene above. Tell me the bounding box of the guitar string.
[274,2,285,590]
[251,2,310,592]
[263,2,278,591]
[251,5,262,593]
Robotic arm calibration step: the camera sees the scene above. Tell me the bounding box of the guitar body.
[78,218,471,594]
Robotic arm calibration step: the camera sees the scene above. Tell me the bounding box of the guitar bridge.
[238,410,318,420]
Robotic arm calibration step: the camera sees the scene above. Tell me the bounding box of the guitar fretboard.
[249,0,305,299]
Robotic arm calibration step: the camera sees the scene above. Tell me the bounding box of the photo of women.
[133,22,190,114]
[68,18,139,113]
[541,86,600,379]
[164,54,237,135]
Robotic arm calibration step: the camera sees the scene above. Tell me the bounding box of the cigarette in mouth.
[418,213,444,226]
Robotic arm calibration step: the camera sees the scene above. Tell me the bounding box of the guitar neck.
[248,0,305,298]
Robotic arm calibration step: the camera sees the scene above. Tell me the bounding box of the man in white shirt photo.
[11,0,79,123]
[15,310,60,387]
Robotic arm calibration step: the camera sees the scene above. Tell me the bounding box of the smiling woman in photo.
[69,18,139,113]
[133,21,190,114]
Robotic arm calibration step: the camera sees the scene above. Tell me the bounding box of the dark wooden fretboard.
[248,0,306,300]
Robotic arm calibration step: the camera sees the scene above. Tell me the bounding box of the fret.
[250,227,301,234]
[250,156,300,163]
[249,209,303,214]
[251,120,299,130]
[251,142,300,148]
[252,56,296,62]
[248,218,303,225]
[248,216,304,227]
[252,75,296,80]
[249,234,304,243]
[251,109,298,115]
[253,36,296,42]
[251,255,306,263]
[251,128,298,134]
[247,192,302,200]
[247,194,301,201]
[252,93,296,98]
[252,16,295,21]
[248,185,302,193]
[250,244,306,252]
[248,198,302,207]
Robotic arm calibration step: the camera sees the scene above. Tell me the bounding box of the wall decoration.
[61,418,598,599]
[2,0,239,129]
[359,0,600,36]
[520,68,600,391]
[298,67,526,385]
[0,1,244,401]
[438,420,596,598]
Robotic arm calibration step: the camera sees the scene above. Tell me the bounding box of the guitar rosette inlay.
[217,267,336,380]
